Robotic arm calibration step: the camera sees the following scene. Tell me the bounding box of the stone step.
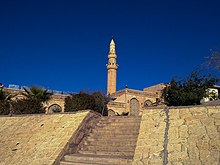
[78,150,134,157]
[88,133,138,139]
[94,123,140,129]
[99,118,141,122]
[60,160,114,165]
[98,120,140,125]
[86,136,137,141]
[95,125,140,130]
[79,145,135,152]
[86,136,138,142]
[84,140,137,146]
[89,130,139,135]
[62,154,132,165]
[102,116,141,118]
[89,133,138,138]
[95,126,140,131]
[93,125,140,132]
[91,129,139,135]
[59,116,140,165]
[100,116,141,120]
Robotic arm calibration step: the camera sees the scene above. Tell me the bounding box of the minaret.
[107,38,118,95]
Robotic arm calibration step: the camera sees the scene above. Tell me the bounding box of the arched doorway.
[130,98,139,116]
[48,104,62,113]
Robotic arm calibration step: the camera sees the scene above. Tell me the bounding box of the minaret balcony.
[107,65,118,70]
[108,54,117,58]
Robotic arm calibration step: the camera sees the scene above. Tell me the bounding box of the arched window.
[144,100,153,107]
[108,109,116,116]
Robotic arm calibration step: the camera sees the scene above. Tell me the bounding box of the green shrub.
[92,92,108,116]
[12,99,45,114]
[64,93,96,112]
[64,92,109,115]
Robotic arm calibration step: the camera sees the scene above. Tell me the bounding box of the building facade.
[2,87,66,113]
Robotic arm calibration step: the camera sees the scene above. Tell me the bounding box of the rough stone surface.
[168,106,220,165]
[132,108,166,165]
[133,106,220,165]
[0,111,89,165]
[1,106,219,165]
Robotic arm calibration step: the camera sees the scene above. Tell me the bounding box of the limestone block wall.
[0,111,99,165]
[107,101,126,115]
[133,106,220,165]
[168,106,220,165]
[133,108,166,164]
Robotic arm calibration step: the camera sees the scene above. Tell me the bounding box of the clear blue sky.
[0,0,220,92]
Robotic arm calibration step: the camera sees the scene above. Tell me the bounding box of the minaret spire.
[107,38,118,95]
[110,38,115,45]
[109,38,116,54]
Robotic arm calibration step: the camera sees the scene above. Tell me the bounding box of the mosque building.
[106,39,166,116]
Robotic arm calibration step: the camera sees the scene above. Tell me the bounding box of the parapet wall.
[0,111,100,165]
[133,106,220,165]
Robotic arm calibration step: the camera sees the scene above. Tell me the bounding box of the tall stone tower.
[107,39,118,95]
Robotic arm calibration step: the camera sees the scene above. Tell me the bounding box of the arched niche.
[48,104,62,113]
[144,100,153,107]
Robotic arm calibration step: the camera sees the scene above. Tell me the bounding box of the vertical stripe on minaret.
[107,38,118,95]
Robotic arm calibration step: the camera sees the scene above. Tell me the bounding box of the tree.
[92,92,110,116]
[162,70,219,106]
[64,91,110,115]
[0,89,15,115]
[0,89,15,102]
[64,92,96,112]
[207,50,220,70]
[22,86,52,103]
[12,98,45,114]
[8,86,52,115]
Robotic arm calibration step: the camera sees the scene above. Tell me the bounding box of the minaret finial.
[110,38,115,45]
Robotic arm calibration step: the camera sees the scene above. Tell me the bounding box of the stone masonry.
[132,108,166,164]
[168,106,220,165]
[133,106,220,165]
[0,111,90,165]
[0,106,219,165]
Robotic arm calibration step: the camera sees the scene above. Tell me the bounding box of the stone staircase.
[60,116,141,165]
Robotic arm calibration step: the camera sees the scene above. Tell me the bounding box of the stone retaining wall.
[0,110,100,165]
[133,106,220,165]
